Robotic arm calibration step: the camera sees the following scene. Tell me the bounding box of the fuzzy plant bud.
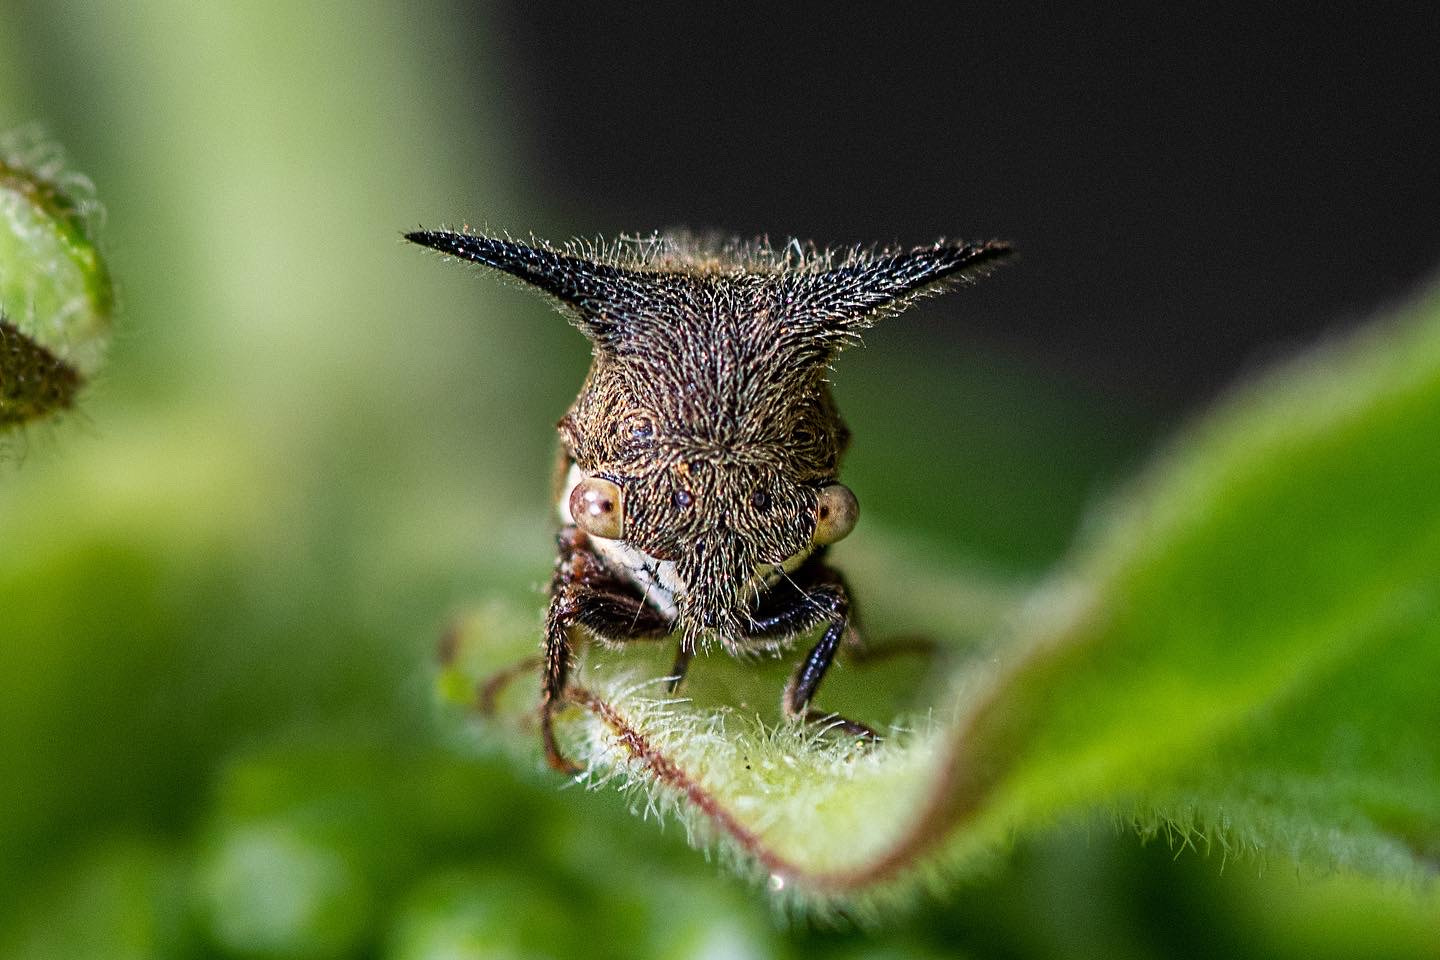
[0,127,114,431]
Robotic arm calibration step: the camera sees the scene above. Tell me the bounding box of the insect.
[407,230,1012,772]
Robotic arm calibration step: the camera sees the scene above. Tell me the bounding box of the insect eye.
[626,414,655,441]
[672,489,694,509]
[812,483,858,545]
[569,476,625,540]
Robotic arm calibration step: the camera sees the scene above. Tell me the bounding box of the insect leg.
[741,562,878,740]
[665,644,694,694]
[478,654,544,715]
[540,594,578,773]
[779,589,872,728]
[540,529,674,773]
[758,559,934,667]
[785,612,846,715]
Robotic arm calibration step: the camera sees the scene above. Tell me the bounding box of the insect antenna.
[629,580,653,633]
[778,566,828,619]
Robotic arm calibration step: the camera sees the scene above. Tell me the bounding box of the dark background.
[484,3,1440,415]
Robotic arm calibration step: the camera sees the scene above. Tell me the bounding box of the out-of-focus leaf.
[442,283,1440,913]
[0,838,191,960]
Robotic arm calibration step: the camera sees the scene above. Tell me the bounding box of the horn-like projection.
[408,230,1013,354]
[804,240,1014,334]
[406,230,636,344]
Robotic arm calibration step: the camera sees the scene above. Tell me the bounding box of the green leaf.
[0,127,113,430]
[440,281,1440,913]
[0,838,192,960]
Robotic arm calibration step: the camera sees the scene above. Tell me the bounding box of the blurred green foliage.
[1,5,1436,959]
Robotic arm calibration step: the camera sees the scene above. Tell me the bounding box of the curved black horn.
[805,239,1014,334]
[407,230,637,344]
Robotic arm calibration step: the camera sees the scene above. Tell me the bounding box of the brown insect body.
[408,230,1011,772]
